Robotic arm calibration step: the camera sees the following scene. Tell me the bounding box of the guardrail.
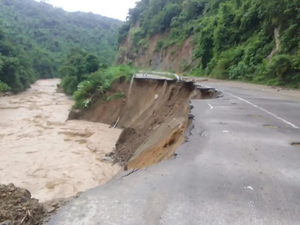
[138,71,182,81]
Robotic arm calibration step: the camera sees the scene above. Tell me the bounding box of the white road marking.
[208,103,213,109]
[222,91,299,129]
[244,186,254,190]
[197,83,299,129]
[223,130,229,133]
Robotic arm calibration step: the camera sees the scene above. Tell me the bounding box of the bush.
[103,65,135,82]
[0,81,10,92]
[155,40,165,52]
[73,80,95,108]
[130,28,145,46]
[61,76,78,95]
[229,62,251,80]
[138,39,148,49]
[73,65,135,108]
[106,93,125,102]
[266,54,293,84]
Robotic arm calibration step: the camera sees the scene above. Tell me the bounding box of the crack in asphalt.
[119,168,139,180]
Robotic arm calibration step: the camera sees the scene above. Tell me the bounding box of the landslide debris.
[0,184,77,225]
[80,77,219,170]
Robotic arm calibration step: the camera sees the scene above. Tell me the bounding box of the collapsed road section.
[0,77,219,225]
[74,76,220,170]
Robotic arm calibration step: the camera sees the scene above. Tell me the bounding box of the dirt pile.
[81,77,219,170]
[0,184,75,225]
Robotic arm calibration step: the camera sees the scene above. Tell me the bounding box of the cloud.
[39,0,137,21]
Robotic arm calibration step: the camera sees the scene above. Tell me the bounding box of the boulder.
[67,109,82,120]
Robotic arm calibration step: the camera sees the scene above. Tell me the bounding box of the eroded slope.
[80,77,218,170]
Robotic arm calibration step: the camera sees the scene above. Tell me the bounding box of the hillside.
[117,0,300,87]
[0,0,121,85]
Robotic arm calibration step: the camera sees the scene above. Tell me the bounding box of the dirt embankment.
[116,33,196,72]
[78,77,218,170]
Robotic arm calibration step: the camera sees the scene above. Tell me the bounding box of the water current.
[0,79,121,202]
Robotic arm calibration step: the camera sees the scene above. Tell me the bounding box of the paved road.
[48,80,300,225]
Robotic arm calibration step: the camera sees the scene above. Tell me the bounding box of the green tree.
[120,0,300,87]
[85,54,100,74]
[0,27,36,92]
[0,0,122,81]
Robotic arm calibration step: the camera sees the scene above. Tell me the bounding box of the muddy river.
[0,79,121,202]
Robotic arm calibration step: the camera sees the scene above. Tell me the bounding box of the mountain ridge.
[0,0,122,92]
[117,0,300,87]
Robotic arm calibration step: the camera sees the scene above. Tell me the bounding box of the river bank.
[0,79,121,202]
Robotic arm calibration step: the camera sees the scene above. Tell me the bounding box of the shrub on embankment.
[59,48,136,108]
[72,65,135,108]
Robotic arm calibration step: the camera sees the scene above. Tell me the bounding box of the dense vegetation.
[0,28,36,92]
[0,0,121,92]
[120,0,300,87]
[59,48,135,108]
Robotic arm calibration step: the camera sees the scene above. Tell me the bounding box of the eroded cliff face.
[116,33,197,73]
[79,77,218,170]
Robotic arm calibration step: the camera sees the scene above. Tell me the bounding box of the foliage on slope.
[0,28,36,92]
[119,0,300,87]
[0,0,121,81]
[59,48,135,108]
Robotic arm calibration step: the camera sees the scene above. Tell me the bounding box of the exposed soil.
[81,77,218,170]
[116,33,195,72]
[0,183,77,225]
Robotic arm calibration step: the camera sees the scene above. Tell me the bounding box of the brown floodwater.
[0,79,121,202]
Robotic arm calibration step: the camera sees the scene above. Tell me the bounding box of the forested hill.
[118,0,300,87]
[0,0,122,92]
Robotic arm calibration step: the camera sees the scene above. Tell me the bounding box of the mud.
[81,77,218,170]
[0,79,121,202]
[0,183,76,225]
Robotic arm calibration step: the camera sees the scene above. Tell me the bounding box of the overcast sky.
[38,0,137,21]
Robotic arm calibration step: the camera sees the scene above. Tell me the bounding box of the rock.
[102,156,113,163]
[106,151,114,157]
[75,192,83,198]
[46,206,56,213]
[67,109,82,120]
[188,113,195,119]
[4,92,13,96]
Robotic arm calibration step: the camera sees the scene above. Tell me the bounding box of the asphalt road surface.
[48,79,300,225]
